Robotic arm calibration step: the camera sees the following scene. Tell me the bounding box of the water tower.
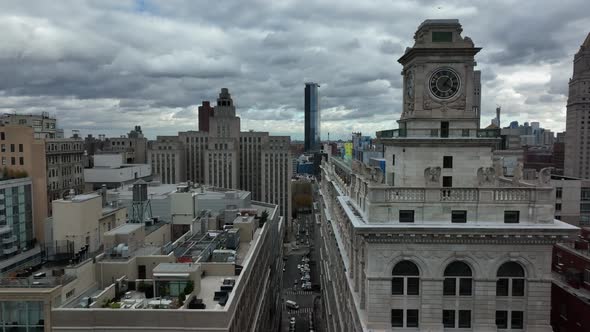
[130,179,152,223]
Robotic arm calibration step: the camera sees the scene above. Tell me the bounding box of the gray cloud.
[0,0,588,140]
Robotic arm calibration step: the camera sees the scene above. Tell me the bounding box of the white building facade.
[318,20,578,332]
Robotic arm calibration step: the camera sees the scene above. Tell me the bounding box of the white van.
[285,300,299,310]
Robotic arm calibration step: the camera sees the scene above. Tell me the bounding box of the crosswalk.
[287,307,313,314]
[284,290,313,296]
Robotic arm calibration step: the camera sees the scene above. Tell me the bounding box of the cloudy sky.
[0,0,588,140]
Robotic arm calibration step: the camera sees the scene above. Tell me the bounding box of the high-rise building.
[198,101,214,132]
[565,33,590,178]
[304,82,321,152]
[148,89,292,224]
[0,177,33,257]
[318,19,577,331]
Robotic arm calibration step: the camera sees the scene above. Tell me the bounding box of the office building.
[198,101,214,132]
[148,89,292,225]
[318,19,578,331]
[304,82,321,152]
[46,137,85,212]
[565,33,590,178]
[102,126,148,164]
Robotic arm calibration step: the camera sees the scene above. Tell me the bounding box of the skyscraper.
[565,33,590,178]
[304,82,321,152]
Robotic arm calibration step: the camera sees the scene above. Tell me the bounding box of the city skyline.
[0,1,588,140]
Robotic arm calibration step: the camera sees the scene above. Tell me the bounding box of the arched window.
[443,261,473,296]
[496,262,525,296]
[392,260,420,295]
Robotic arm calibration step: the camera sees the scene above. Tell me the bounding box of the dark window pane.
[498,262,525,277]
[511,311,524,329]
[407,277,420,295]
[392,309,404,327]
[496,311,508,329]
[459,278,472,296]
[496,279,509,296]
[443,278,456,296]
[392,261,419,276]
[444,261,472,276]
[458,310,471,328]
[512,278,525,296]
[392,154,395,165]
[443,156,453,168]
[443,176,452,187]
[392,277,404,295]
[504,211,520,223]
[441,121,449,137]
[432,31,453,42]
[407,309,419,327]
[443,310,455,328]
[451,210,467,223]
[399,210,415,223]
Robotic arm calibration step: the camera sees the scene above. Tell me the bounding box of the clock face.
[406,70,414,98]
[429,68,460,99]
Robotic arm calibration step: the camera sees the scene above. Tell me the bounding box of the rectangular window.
[443,176,453,187]
[18,143,23,152]
[10,144,14,152]
[496,311,508,329]
[10,157,15,165]
[452,210,467,223]
[432,31,453,42]
[19,157,24,165]
[443,310,455,328]
[459,278,472,296]
[391,309,404,327]
[406,309,419,328]
[556,187,562,199]
[443,278,456,295]
[443,156,453,168]
[399,210,415,223]
[407,277,420,295]
[512,279,525,296]
[392,277,404,295]
[555,203,562,211]
[458,310,471,328]
[504,211,520,223]
[511,311,524,329]
[496,279,509,296]
[441,121,449,138]
[0,132,4,140]
[392,154,395,165]
[584,269,590,284]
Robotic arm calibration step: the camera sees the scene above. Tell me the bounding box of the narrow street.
[281,196,322,332]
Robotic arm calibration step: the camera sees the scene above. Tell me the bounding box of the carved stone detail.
[424,167,441,185]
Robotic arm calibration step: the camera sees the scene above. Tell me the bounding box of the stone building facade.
[148,89,292,224]
[565,33,590,178]
[318,20,578,332]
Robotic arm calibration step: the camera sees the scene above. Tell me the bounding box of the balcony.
[375,128,501,139]
[373,187,550,204]
[3,245,18,255]
[2,235,17,244]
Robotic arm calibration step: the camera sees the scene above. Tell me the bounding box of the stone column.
[420,278,444,331]
[473,279,498,332]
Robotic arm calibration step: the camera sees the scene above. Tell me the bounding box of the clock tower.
[398,19,482,138]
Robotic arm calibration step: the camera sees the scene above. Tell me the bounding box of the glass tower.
[304,82,321,152]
